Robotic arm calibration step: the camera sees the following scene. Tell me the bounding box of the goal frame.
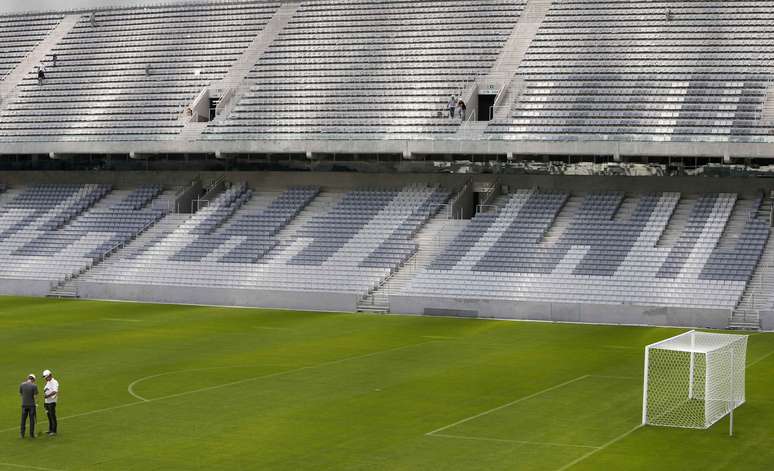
[642,330,747,435]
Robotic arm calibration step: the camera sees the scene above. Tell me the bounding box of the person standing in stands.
[51,54,57,68]
[447,95,457,119]
[42,370,59,436]
[19,374,38,439]
[457,99,467,120]
[36,64,46,85]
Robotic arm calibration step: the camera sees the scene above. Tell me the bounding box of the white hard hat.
[28,374,36,380]
[42,370,52,377]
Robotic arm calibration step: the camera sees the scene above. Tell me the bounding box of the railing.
[53,214,164,295]
[455,74,480,98]
[489,105,511,121]
[151,197,174,213]
[193,198,210,213]
[479,177,501,209]
[476,204,499,214]
[490,76,526,121]
[448,178,472,219]
[214,89,232,118]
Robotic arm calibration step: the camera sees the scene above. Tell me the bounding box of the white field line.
[553,343,773,470]
[0,340,435,435]
[101,318,143,323]
[747,348,774,368]
[425,375,591,436]
[554,424,642,471]
[430,432,599,450]
[128,365,253,401]
[0,463,61,471]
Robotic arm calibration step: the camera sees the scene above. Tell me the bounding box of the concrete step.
[177,122,208,141]
[0,14,80,102]
[471,0,552,118]
[359,209,468,311]
[356,304,390,313]
[762,85,774,124]
[46,290,79,299]
[211,2,301,120]
[542,194,582,243]
[728,322,761,331]
[656,195,697,247]
[454,120,488,137]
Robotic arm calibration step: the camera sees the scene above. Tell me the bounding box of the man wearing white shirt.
[42,370,58,436]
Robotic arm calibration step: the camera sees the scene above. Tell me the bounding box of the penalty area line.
[429,433,599,450]
[0,462,62,471]
[425,375,591,436]
[747,348,774,369]
[554,424,642,471]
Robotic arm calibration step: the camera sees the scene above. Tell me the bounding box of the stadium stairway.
[655,195,698,247]
[457,0,552,127]
[0,14,79,104]
[761,85,774,126]
[49,190,186,298]
[357,215,467,313]
[730,194,774,330]
[208,2,300,119]
[177,2,300,141]
[260,190,346,264]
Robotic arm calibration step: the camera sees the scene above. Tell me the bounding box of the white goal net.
[642,330,747,429]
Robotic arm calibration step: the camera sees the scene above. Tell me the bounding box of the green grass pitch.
[1,296,774,470]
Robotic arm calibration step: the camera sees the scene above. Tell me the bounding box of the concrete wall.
[174,178,202,213]
[760,310,774,331]
[390,295,731,329]
[0,279,53,296]
[78,281,359,312]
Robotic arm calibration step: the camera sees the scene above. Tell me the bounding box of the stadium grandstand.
[0,0,773,333]
[4,2,774,470]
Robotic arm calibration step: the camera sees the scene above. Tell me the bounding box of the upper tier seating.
[90,184,450,296]
[404,190,770,310]
[203,0,523,139]
[0,2,280,142]
[0,13,63,80]
[487,0,774,143]
[0,184,165,285]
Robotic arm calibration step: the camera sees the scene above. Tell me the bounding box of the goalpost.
[642,330,748,435]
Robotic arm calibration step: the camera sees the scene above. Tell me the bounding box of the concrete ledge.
[2,137,774,159]
[391,295,731,329]
[79,282,359,312]
[0,279,53,296]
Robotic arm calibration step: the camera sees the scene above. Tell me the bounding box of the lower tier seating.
[403,190,770,310]
[0,184,165,285]
[89,183,451,297]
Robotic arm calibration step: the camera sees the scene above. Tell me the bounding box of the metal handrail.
[193,198,210,213]
[476,204,499,214]
[489,105,511,121]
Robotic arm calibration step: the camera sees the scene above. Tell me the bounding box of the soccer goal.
[642,330,747,435]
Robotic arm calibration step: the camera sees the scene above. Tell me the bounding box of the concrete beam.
[0,137,773,159]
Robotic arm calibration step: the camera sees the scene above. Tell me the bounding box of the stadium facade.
[1,0,774,331]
